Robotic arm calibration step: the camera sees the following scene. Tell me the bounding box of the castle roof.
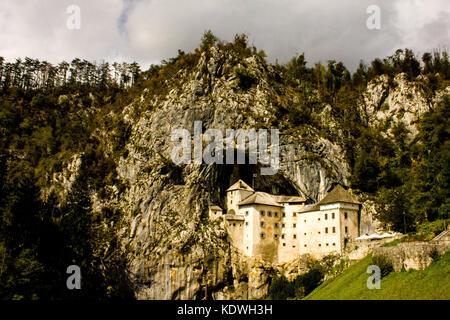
[238,192,283,207]
[209,205,222,211]
[226,179,254,192]
[274,195,306,203]
[318,185,359,205]
[295,186,359,213]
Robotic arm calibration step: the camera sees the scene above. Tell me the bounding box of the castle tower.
[226,179,254,215]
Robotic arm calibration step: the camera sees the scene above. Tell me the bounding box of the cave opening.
[205,149,300,210]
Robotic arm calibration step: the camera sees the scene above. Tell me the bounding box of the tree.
[422,52,433,74]
[200,30,219,52]
[375,185,417,233]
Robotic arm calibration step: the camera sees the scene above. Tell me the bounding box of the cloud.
[0,0,448,71]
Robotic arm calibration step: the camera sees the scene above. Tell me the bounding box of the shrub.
[429,247,440,262]
[416,219,449,239]
[235,66,258,90]
[267,267,324,300]
[371,255,394,277]
[267,275,292,300]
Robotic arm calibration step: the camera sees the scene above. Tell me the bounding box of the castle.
[209,179,361,263]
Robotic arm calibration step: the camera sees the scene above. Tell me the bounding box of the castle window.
[318,218,320,221]
[260,233,265,238]
[293,223,296,228]
[332,227,336,233]
[304,233,306,235]
[304,220,306,223]
[325,227,328,234]
[292,245,296,248]
[274,234,279,239]
[344,212,348,219]
[245,222,248,226]
[275,212,279,217]
[293,212,297,217]
[275,223,279,228]
[318,231,321,234]
[332,212,335,219]
[282,223,285,228]
[261,211,265,216]
[283,243,286,246]
[293,234,297,239]
[332,243,336,246]
[260,222,265,227]
[319,244,322,247]
[345,226,348,233]
[268,211,272,217]
[232,223,235,226]
[281,234,285,239]
[231,200,232,204]
[326,243,329,246]
[325,214,328,220]
[245,211,249,216]
[304,244,307,247]
[283,213,286,217]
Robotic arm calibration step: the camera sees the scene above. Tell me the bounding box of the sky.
[0,0,448,71]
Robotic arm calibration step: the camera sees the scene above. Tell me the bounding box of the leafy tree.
[200,30,219,52]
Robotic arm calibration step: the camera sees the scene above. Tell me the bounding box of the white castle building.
[209,179,361,263]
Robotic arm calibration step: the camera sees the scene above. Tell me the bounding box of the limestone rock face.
[278,130,349,202]
[43,153,83,200]
[362,73,449,137]
[359,200,382,236]
[112,47,353,299]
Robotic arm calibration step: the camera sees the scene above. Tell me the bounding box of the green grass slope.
[305,251,450,300]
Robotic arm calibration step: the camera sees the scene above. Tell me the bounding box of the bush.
[416,219,449,238]
[371,255,394,277]
[235,66,258,90]
[267,275,291,300]
[429,247,440,261]
[267,267,324,300]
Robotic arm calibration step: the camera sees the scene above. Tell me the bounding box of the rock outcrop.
[362,73,449,137]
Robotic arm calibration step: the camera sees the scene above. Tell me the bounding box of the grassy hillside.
[305,251,450,300]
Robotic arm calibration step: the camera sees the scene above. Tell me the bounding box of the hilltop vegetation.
[0,31,449,299]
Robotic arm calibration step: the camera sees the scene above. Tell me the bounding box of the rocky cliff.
[111,46,354,299]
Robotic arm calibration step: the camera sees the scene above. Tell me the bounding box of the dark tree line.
[0,57,141,91]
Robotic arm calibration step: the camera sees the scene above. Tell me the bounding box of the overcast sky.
[0,0,448,71]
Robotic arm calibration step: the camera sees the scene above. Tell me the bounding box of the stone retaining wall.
[343,235,404,260]
[372,240,450,272]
